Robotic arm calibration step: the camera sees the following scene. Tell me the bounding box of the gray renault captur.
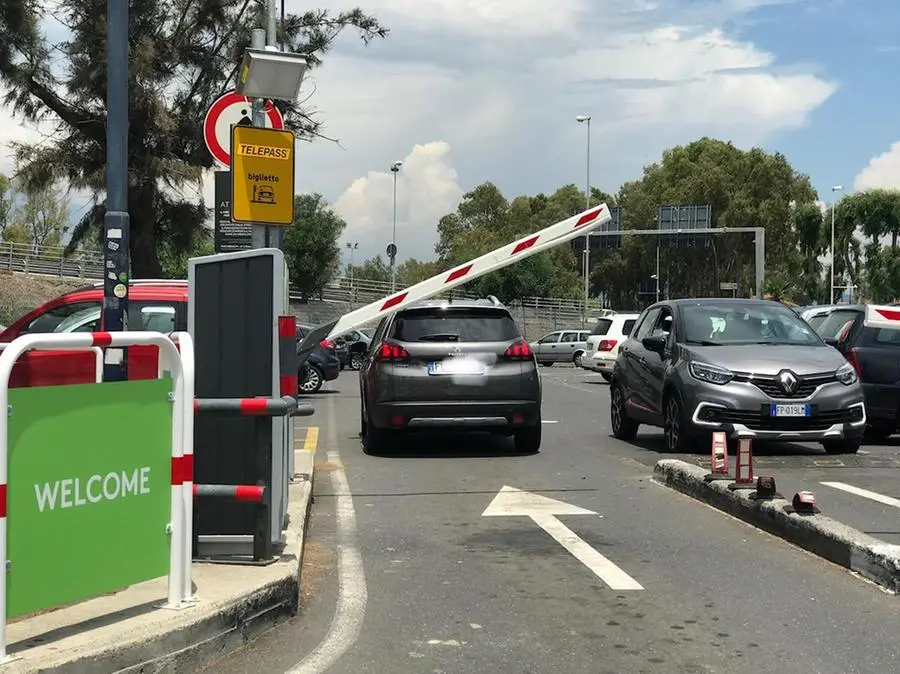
[609,298,866,454]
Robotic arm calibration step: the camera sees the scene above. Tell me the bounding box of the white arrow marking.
[482,486,643,591]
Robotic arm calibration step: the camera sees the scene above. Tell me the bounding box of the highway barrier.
[0,330,195,659]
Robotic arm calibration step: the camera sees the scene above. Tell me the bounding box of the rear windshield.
[815,310,860,341]
[621,319,636,336]
[390,308,521,342]
[591,319,612,336]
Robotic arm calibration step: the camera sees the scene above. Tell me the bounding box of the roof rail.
[485,295,502,306]
[87,278,187,288]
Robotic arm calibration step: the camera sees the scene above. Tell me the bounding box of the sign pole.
[102,0,130,382]
[249,28,270,250]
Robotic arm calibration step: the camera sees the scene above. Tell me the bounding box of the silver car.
[609,298,866,454]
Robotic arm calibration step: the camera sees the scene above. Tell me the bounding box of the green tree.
[791,201,825,303]
[349,256,391,283]
[0,1,387,277]
[282,193,346,299]
[434,182,587,301]
[16,183,69,251]
[604,138,818,307]
[396,258,441,286]
[0,174,13,238]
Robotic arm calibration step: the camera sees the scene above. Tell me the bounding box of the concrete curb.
[653,459,900,594]
[15,450,317,674]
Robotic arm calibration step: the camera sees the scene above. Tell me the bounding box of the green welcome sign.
[6,378,172,617]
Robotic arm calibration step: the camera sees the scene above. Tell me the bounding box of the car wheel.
[299,364,324,394]
[663,392,690,452]
[822,439,861,455]
[610,384,639,440]
[350,351,365,370]
[573,351,584,368]
[514,422,541,454]
[600,372,612,383]
[363,421,389,456]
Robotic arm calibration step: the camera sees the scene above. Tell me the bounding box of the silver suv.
[359,298,542,455]
[609,298,866,454]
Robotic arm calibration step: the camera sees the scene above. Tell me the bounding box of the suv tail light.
[597,339,617,352]
[845,347,862,377]
[375,342,409,362]
[320,339,335,349]
[503,340,533,360]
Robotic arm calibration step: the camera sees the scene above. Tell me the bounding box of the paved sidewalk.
[3,445,315,673]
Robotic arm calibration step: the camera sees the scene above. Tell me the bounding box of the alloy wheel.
[611,387,623,432]
[300,367,321,393]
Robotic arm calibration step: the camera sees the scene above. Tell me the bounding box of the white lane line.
[531,513,643,591]
[541,420,559,424]
[821,481,900,508]
[287,398,368,674]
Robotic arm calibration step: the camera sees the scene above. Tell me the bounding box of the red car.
[0,280,188,388]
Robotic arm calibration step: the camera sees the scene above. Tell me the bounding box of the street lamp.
[389,160,403,293]
[576,115,591,327]
[346,241,358,305]
[830,185,844,303]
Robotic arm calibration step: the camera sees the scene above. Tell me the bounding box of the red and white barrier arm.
[324,203,612,339]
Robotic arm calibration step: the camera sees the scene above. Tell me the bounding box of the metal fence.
[4,242,608,336]
[1,241,104,280]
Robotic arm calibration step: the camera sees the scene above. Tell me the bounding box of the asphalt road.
[210,366,900,674]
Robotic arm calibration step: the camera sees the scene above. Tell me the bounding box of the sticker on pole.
[230,125,296,226]
[203,89,284,167]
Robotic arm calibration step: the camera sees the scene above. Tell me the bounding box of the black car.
[296,321,340,394]
[358,298,542,455]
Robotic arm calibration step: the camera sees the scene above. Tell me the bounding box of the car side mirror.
[823,337,838,347]
[641,335,667,355]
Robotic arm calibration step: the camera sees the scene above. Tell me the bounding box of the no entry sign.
[203,90,284,167]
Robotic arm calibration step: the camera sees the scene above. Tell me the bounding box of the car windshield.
[681,302,822,346]
[591,319,612,336]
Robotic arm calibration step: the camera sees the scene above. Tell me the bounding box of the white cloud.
[332,141,463,262]
[854,141,900,191]
[1,0,837,266]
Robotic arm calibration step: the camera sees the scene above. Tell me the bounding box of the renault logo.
[777,370,799,394]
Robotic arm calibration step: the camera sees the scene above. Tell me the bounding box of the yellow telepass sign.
[230,125,296,226]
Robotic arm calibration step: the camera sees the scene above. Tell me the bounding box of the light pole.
[576,115,591,326]
[830,184,844,303]
[346,241,358,305]
[389,160,403,293]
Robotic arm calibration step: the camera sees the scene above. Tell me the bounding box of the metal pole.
[102,0,130,381]
[249,28,269,250]
[582,118,591,327]
[830,202,835,303]
[391,171,398,293]
[754,227,765,300]
[655,245,660,303]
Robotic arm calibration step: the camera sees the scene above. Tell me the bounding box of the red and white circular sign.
[203,90,285,167]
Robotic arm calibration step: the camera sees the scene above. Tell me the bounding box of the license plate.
[769,403,810,417]
[427,359,485,375]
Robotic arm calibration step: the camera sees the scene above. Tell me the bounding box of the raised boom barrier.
[0,331,195,660]
[295,203,613,358]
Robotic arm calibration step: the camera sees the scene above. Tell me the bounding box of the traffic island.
[1,449,315,674]
[653,459,900,594]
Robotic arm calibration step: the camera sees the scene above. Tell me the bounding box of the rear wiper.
[684,339,721,346]
[417,333,460,342]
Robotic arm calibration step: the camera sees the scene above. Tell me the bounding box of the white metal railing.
[0,241,104,280]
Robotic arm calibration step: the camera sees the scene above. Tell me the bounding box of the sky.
[2,0,900,267]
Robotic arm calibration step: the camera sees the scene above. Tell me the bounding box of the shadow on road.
[352,430,534,459]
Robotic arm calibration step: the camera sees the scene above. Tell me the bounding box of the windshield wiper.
[684,339,721,346]
[418,333,460,342]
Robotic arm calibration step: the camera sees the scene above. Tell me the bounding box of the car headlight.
[836,362,858,385]
[688,361,734,385]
